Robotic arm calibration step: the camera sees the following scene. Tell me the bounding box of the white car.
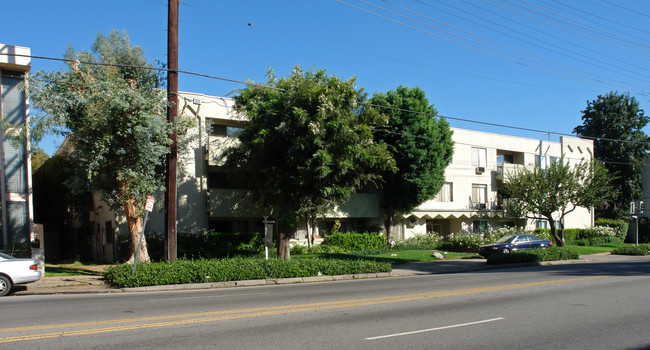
[0,252,42,296]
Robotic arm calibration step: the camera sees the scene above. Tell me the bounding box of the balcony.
[495,163,534,181]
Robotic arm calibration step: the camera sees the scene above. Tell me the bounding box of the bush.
[398,233,442,249]
[103,257,392,288]
[611,244,650,256]
[118,231,266,261]
[595,219,628,241]
[533,227,620,245]
[487,246,580,265]
[323,232,388,251]
[438,233,484,253]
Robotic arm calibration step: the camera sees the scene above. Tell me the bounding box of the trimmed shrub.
[103,257,392,288]
[323,232,388,251]
[486,246,579,265]
[118,231,266,261]
[595,219,628,241]
[611,244,650,256]
[438,233,484,253]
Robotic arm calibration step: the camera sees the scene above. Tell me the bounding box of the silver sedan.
[0,252,42,296]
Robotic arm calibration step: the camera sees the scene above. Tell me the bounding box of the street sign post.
[263,217,275,260]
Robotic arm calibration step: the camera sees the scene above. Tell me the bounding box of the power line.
[177,0,600,93]
[2,51,649,149]
[336,0,645,91]
[373,0,650,88]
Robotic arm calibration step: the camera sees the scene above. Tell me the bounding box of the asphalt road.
[1,258,649,349]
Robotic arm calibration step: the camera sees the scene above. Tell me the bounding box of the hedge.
[486,246,580,265]
[611,244,650,256]
[104,257,392,288]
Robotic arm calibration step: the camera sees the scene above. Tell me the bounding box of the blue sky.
[4,0,650,155]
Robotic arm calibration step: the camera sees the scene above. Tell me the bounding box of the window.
[105,221,114,244]
[471,147,487,167]
[536,155,558,170]
[435,182,453,202]
[473,220,488,233]
[210,123,243,137]
[472,184,487,206]
[497,154,514,164]
[426,220,442,235]
[536,220,548,229]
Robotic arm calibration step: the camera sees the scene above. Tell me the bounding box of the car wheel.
[502,248,511,254]
[0,275,12,297]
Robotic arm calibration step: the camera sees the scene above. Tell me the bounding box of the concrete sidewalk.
[11,253,650,296]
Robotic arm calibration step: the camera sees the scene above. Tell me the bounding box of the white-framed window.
[497,154,514,164]
[435,182,453,202]
[471,147,487,167]
[472,183,487,206]
[536,220,548,229]
[536,155,558,170]
[473,220,488,233]
[210,123,243,138]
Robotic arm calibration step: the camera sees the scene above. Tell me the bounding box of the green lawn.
[294,250,480,265]
[567,242,627,256]
[44,262,106,277]
[43,242,631,277]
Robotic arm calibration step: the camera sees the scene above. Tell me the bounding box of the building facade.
[88,92,595,261]
[0,44,34,248]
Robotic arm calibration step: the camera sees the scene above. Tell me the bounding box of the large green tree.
[370,86,453,244]
[573,91,649,218]
[28,30,171,262]
[226,67,395,259]
[503,160,610,246]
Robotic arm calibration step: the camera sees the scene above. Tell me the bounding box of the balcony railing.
[495,163,534,181]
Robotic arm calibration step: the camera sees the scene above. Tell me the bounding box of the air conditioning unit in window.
[475,167,485,174]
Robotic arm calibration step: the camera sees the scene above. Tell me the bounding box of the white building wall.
[108,92,596,243]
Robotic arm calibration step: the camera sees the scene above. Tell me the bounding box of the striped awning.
[401,210,508,220]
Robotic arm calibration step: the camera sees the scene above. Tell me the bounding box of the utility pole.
[165,0,179,262]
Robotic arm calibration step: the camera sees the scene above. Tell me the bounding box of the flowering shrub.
[438,232,485,253]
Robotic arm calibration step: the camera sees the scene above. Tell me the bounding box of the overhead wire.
[455,0,650,78]
[336,0,647,92]
[177,0,599,93]
[3,50,648,152]
[372,0,650,89]
[413,0,650,82]
[507,0,650,52]
[482,0,650,57]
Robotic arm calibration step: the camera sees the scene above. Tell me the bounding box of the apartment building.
[88,92,595,260]
[0,44,34,248]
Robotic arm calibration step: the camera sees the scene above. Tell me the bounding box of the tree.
[370,86,454,244]
[573,91,650,218]
[30,146,50,174]
[503,160,611,246]
[226,66,396,259]
[28,30,171,262]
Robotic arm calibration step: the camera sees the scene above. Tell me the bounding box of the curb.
[14,255,647,296]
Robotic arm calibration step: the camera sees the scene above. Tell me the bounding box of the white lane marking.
[365,317,505,340]
[148,292,268,302]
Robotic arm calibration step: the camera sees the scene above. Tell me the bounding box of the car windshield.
[495,235,517,243]
[0,252,15,260]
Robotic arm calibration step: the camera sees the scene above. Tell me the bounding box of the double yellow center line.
[0,275,607,343]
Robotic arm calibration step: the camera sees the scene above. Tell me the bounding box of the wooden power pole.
[165,0,179,262]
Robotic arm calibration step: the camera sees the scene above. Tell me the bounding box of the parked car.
[478,234,552,258]
[0,252,41,296]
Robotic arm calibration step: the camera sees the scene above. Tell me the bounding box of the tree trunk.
[277,220,293,260]
[384,206,395,247]
[125,198,150,263]
[546,216,564,247]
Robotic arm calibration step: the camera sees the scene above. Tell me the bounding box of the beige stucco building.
[89,92,596,261]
